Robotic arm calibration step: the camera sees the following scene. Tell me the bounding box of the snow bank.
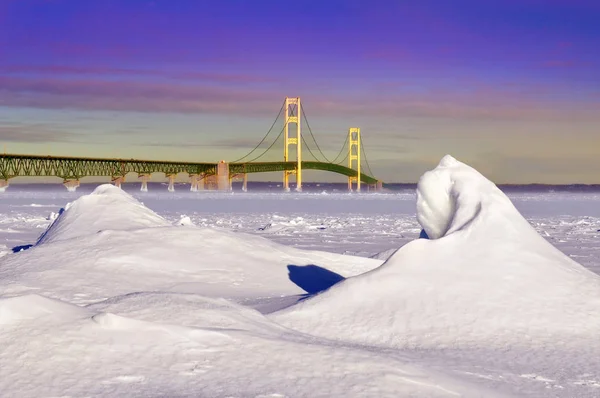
[274,155,600,350]
[38,184,169,244]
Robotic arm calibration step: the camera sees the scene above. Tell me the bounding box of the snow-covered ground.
[2,184,599,273]
[1,160,600,397]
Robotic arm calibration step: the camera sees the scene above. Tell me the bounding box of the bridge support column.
[63,179,80,192]
[167,174,176,192]
[0,179,9,192]
[205,175,216,190]
[112,176,125,189]
[242,173,248,192]
[283,97,302,192]
[139,174,150,192]
[190,174,204,192]
[348,127,361,192]
[376,181,383,191]
[217,161,230,192]
[283,174,290,192]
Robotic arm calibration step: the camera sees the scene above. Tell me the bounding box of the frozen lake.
[2,183,600,274]
[2,176,600,397]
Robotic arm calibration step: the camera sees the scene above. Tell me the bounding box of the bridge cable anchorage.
[300,105,331,163]
[231,100,285,163]
[240,116,290,163]
[359,135,375,177]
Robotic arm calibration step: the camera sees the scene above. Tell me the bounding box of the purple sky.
[1,0,599,183]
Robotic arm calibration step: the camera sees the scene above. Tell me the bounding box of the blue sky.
[1,0,599,183]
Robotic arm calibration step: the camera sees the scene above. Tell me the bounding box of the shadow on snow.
[287,264,345,295]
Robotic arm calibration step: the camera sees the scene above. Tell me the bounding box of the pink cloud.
[0,124,76,143]
[0,75,597,122]
[0,76,281,115]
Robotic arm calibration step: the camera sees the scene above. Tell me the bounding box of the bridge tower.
[348,127,361,192]
[283,97,302,192]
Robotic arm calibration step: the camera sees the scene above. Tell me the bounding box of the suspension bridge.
[0,97,382,192]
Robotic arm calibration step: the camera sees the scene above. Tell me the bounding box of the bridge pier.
[139,174,150,192]
[190,174,204,192]
[217,161,230,192]
[167,174,176,192]
[112,176,125,189]
[242,173,248,192]
[0,179,9,192]
[63,179,80,192]
[204,174,216,190]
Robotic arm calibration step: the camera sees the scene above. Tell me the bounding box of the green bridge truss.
[0,154,380,185]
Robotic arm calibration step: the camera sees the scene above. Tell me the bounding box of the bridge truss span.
[0,154,217,180]
[0,154,380,192]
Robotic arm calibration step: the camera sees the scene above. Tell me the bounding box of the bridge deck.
[0,154,379,185]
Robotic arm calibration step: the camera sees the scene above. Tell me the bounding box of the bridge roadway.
[0,154,380,189]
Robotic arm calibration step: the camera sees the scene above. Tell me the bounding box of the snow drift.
[0,184,380,302]
[37,184,169,245]
[1,184,501,397]
[274,155,600,350]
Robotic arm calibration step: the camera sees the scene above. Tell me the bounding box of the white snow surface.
[37,184,170,244]
[2,159,600,397]
[1,183,500,397]
[3,185,381,303]
[274,155,600,393]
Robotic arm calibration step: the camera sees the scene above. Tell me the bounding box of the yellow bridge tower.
[283,96,302,192]
[348,127,361,192]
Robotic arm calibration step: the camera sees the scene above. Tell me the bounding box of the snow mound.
[87,292,286,335]
[91,312,233,342]
[0,294,89,325]
[273,155,600,349]
[2,185,380,302]
[177,215,194,226]
[37,184,169,245]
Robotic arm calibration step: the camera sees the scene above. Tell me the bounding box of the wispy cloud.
[0,124,77,143]
[0,76,280,115]
[1,75,598,121]
[0,65,277,84]
[138,138,273,149]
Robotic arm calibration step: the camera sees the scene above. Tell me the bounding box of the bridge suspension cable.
[300,105,332,163]
[232,117,298,163]
[229,97,376,182]
[237,119,288,163]
[331,134,349,165]
[360,135,374,177]
[231,100,285,163]
[300,135,326,162]
[300,105,356,167]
